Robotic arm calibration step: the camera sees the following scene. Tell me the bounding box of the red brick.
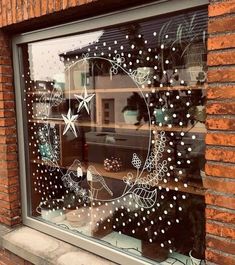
[0,110,15,118]
[206,192,235,210]
[206,148,235,163]
[206,249,235,265]
[62,0,69,10]
[206,235,235,255]
[0,144,17,152]
[205,163,235,178]
[0,101,14,109]
[35,0,41,17]
[209,0,235,17]
[206,222,235,239]
[0,153,17,161]
[23,0,29,21]
[1,1,7,27]
[0,65,13,75]
[55,0,61,11]
[0,57,11,65]
[0,127,16,136]
[208,34,235,51]
[16,1,23,23]
[203,177,235,193]
[207,85,235,99]
[0,169,18,179]
[0,161,18,169]
[11,0,17,24]
[0,84,14,92]
[208,68,235,83]
[0,92,15,100]
[208,51,235,66]
[208,16,235,34]
[206,208,235,224]
[206,133,235,147]
[41,0,48,15]
[0,136,17,144]
[48,0,55,13]
[207,102,235,115]
[6,1,12,27]
[0,118,16,126]
[0,75,12,84]
[206,118,235,130]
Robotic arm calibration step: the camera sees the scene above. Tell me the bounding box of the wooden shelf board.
[26,84,207,96]
[28,118,206,133]
[30,159,205,196]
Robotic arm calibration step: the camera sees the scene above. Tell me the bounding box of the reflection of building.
[4,2,235,265]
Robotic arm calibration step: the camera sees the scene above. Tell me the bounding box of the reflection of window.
[16,3,207,265]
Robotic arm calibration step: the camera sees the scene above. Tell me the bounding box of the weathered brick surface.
[206,235,235,255]
[206,148,235,163]
[0,0,98,27]
[0,248,32,265]
[0,30,20,227]
[205,163,235,178]
[203,176,235,193]
[208,50,235,66]
[209,0,235,17]
[206,192,235,210]
[206,118,235,130]
[206,0,235,263]
[206,221,235,240]
[206,248,235,265]
[206,208,235,224]
[208,16,235,33]
[207,85,235,99]
[208,33,235,50]
[206,133,235,146]
[208,68,235,82]
[207,102,235,114]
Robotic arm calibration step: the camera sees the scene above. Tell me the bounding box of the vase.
[154,109,173,125]
[123,110,138,124]
[189,251,205,265]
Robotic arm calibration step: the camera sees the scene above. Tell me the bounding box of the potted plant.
[122,92,148,125]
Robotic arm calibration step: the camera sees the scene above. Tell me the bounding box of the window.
[14,1,208,264]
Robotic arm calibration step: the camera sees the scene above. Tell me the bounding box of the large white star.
[74,88,95,115]
[62,108,78,137]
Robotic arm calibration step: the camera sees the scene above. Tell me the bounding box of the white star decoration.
[62,108,78,137]
[74,88,95,115]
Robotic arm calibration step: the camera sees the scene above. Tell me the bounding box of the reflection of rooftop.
[60,8,207,58]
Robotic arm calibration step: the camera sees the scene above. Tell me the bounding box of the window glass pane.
[20,7,207,264]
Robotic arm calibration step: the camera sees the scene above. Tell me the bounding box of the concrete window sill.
[0,224,116,265]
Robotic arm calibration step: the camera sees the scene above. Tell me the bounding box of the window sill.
[0,224,116,265]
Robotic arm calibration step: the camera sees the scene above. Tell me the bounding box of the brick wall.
[0,30,21,227]
[205,1,235,265]
[0,1,234,265]
[0,248,32,265]
[0,0,96,27]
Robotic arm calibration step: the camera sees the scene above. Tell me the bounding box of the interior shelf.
[28,118,206,133]
[26,84,207,96]
[30,159,205,196]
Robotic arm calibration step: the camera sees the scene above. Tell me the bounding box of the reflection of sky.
[28,31,103,82]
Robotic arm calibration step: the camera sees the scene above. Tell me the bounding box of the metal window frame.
[12,0,208,264]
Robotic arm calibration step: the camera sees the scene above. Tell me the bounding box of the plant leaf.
[133,188,157,208]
